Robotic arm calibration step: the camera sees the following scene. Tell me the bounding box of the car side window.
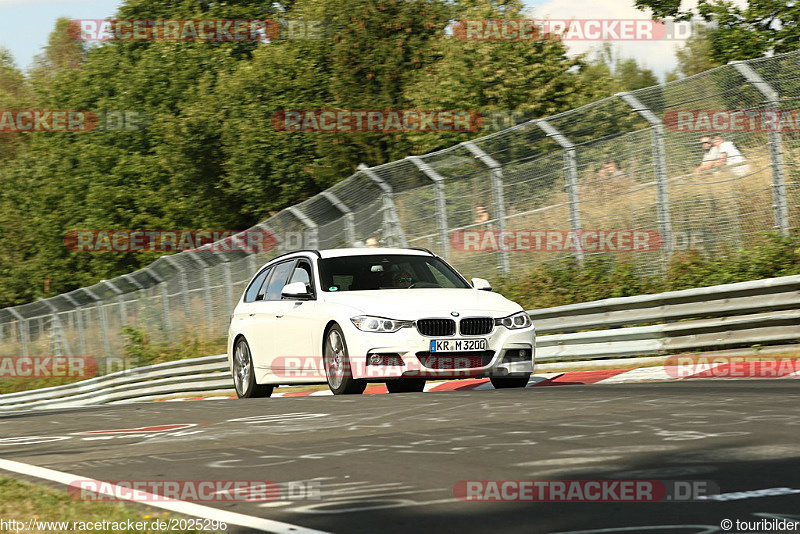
[264,260,296,301]
[244,267,272,303]
[289,261,313,291]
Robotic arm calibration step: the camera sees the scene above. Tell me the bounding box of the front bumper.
[341,320,535,380]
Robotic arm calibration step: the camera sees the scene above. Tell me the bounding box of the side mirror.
[281,281,311,299]
[471,277,492,291]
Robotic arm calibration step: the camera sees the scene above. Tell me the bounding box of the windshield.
[318,254,470,292]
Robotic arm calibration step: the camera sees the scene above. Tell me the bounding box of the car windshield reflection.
[318,254,471,292]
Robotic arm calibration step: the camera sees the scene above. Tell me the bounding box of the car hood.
[320,288,523,319]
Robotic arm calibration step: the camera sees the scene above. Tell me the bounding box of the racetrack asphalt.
[1,380,799,534]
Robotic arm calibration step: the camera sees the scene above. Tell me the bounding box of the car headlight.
[495,311,532,330]
[351,316,412,333]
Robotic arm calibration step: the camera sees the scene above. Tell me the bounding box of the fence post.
[407,156,450,260]
[7,308,28,358]
[122,274,145,327]
[618,91,674,263]
[186,254,214,335]
[62,293,86,357]
[287,206,319,250]
[83,288,112,366]
[357,163,408,247]
[162,256,191,321]
[321,191,357,246]
[40,298,73,357]
[534,120,584,264]
[730,60,790,236]
[221,260,234,318]
[101,280,127,325]
[462,141,510,275]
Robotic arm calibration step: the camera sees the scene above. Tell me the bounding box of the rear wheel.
[490,374,531,389]
[386,378,426,393]
[233,338,274,398]
[324,325,366,395]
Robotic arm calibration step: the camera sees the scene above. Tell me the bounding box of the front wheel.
[490,374,531,389]
[232,338,274,398]
[324,325,366,395]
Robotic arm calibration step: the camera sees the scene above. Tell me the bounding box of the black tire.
[232,337,274,398]
[386,378,426,393]
[490,373,531,389]
[323,324,366,395]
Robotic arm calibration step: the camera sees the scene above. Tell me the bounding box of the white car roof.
[318,247,432,259]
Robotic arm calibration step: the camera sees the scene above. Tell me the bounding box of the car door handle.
[249,313,255,317]
[275,314,284,318]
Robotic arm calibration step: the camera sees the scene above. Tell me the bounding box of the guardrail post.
[321,191,357,246]
[618,91,674,264]
[7,308,28,358]
[731,61,790,236]
[462,141,510,275]
[535,120,584,264]
[357,163,408,247]
[287,207,319,250]
[407,156,451,261]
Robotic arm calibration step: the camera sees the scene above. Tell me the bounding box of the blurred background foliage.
[0,0,794,307]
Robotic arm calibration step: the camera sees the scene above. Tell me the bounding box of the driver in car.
[393,269,415,289]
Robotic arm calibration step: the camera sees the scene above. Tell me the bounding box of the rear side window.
[264,260,296,301]
[244,267,272,303]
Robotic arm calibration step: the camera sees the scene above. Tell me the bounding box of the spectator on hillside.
[694,136,719,175]
[473,205,490,224]
[598,159,625,180]
[712,135,751,177]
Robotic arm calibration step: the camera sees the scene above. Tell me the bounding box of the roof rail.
[408,247,435,256]
[264,249,322,264]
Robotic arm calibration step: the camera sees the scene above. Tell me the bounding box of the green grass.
[0,475,225,533]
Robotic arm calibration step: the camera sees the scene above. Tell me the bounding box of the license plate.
[430,338,487,352]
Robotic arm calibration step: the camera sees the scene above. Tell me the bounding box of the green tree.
[674,24,722,77]
[634,0,800,63]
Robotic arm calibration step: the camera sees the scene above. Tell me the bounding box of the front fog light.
[369,354,383,365]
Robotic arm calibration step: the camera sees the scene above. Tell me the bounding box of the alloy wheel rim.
[324,330,345,389]
[234,342,250,394]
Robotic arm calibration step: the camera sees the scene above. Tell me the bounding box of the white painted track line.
[0,458,329,534]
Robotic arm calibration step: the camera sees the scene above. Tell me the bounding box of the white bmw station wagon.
[227,248,535,397]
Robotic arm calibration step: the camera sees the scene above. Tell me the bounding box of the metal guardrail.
[534,275,800,360]
[1,275,798,411]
